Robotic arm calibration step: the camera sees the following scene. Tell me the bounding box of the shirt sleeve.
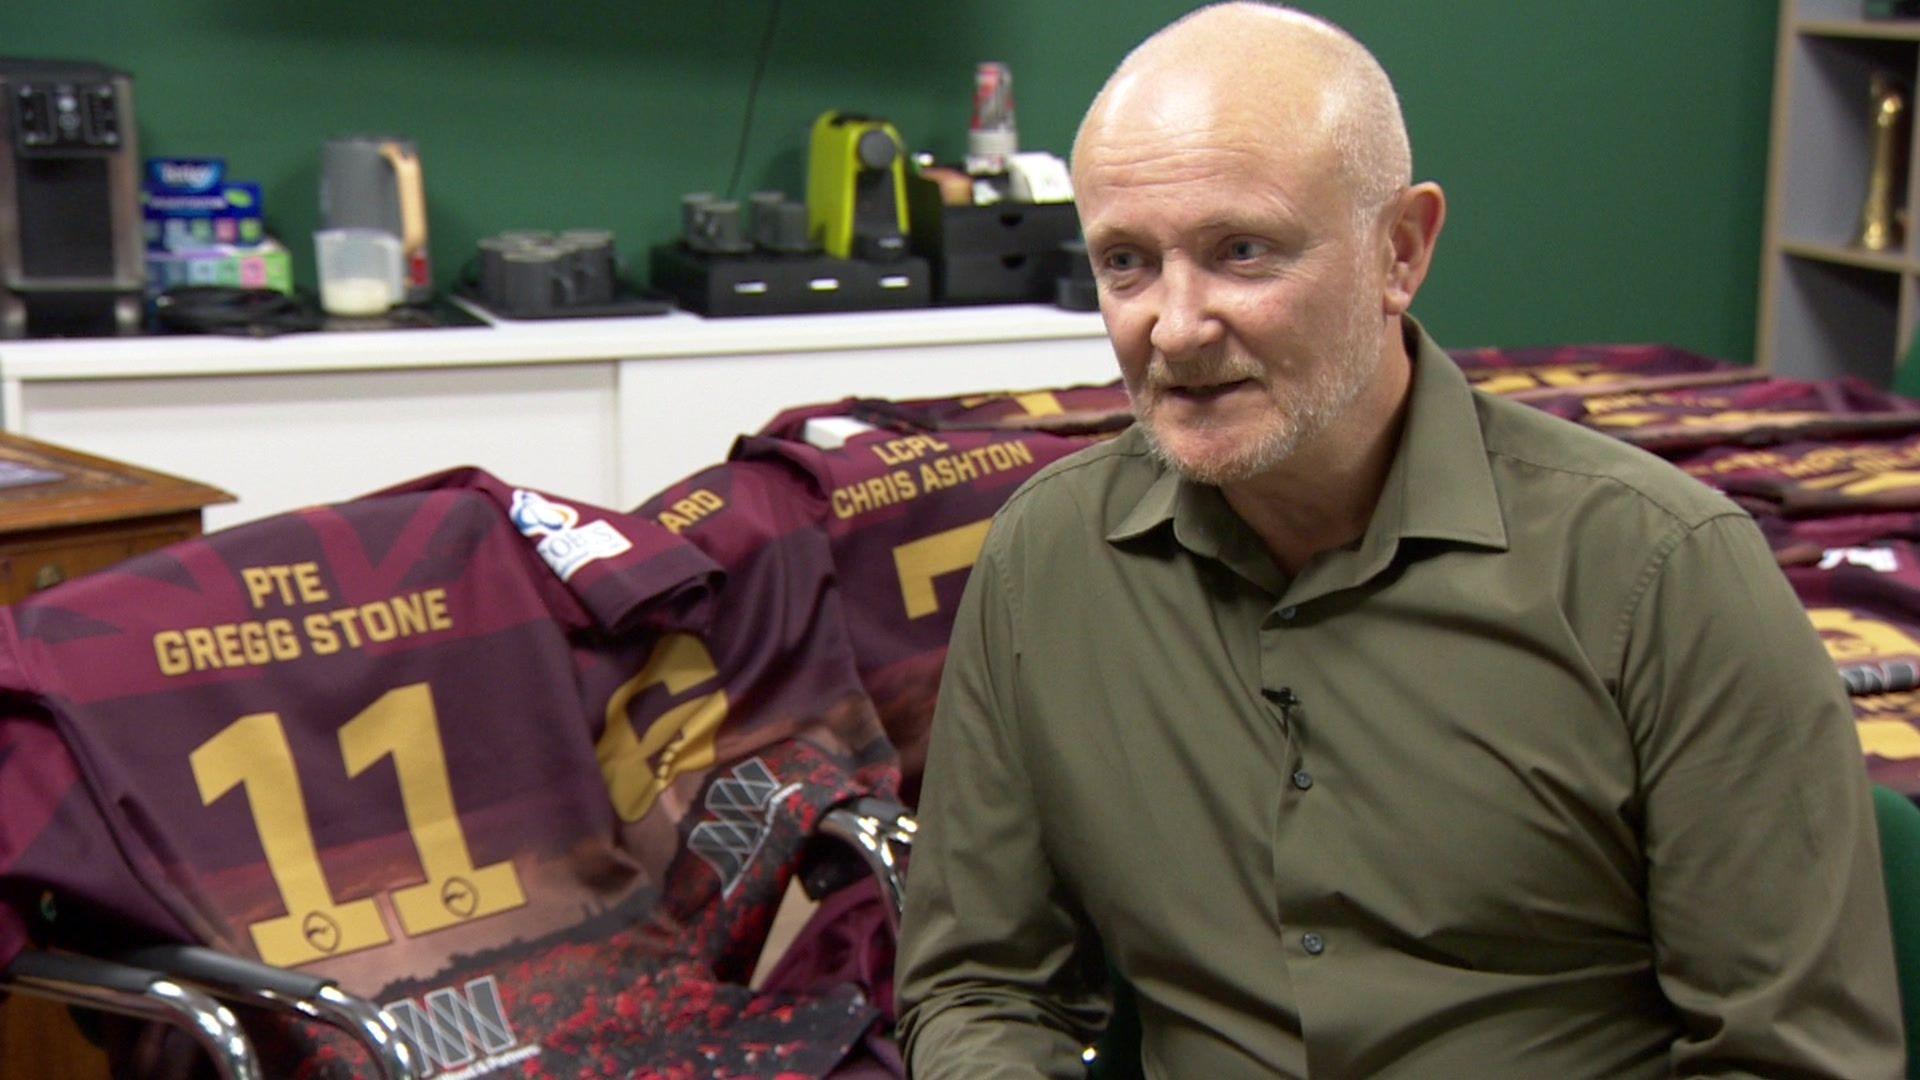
[1620,512,1905,1078]
[894,527,1110,1078]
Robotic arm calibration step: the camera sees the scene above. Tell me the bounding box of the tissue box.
[142,158,266,252]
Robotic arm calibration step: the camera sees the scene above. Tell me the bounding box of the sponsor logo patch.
[688,758,800,896]
[509,490,632,581]
[383,974,537,1078]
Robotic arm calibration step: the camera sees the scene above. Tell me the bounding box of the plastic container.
[314,228,402,316]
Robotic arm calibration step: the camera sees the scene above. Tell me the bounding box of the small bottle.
[966,62,1018,204]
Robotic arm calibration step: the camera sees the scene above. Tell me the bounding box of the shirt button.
[1292,769,1313,791]
[1278,605,1298,620]
[1301,932,1325,955]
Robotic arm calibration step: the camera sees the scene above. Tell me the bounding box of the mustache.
[1142,354,1265,393]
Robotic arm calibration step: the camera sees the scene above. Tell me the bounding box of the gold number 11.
[189,683,526,967]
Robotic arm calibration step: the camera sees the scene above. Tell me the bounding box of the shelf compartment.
[1797,0,1920,31]
[1778,237,1918,271]
[1778,33,1918,254]
[1769,252,1903,380]
[1799,19,1920,42]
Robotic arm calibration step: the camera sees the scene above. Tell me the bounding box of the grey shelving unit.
[1758,0,1920,380]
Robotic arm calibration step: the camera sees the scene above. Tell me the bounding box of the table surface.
[0,432,234,533]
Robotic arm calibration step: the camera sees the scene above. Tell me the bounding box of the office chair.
[1874,784,1920,1079]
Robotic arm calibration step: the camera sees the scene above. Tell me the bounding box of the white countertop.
[0,302,1110,381]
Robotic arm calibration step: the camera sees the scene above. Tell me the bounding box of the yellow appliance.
[806,111,909,260]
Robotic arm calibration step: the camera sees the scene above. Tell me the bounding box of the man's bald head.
[1073,3,1412,223]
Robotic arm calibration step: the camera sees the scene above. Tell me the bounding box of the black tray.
[649,244,930,317]
[452,283,672,321]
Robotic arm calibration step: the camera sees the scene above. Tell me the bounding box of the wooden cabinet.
[0,996,109,1080]
[0,434,226,1075]
[0,433,231,604]
[1757,0,1920,381]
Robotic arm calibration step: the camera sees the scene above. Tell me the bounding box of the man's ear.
[1380,181,1446,316]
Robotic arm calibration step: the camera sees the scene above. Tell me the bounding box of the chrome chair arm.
[123,943,419,1080]
[817,797,917,931]
[2,948,263,1080]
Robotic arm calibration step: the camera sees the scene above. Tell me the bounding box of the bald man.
[895,4,1904,1077]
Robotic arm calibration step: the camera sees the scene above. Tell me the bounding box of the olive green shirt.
[896,326,1905,1078]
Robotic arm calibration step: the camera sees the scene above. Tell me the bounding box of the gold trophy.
[1857,72,1909,252]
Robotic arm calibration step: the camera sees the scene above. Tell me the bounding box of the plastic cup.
[315,228,403,316]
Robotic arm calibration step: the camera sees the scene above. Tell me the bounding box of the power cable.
[724,0,784,200]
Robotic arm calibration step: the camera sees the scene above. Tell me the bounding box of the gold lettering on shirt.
[1689,443,1920,486]
[656,488,726,534]
[597,632,728,822]
[894,520,995,619]
[155,620,302,676]
[830,470,918,519]
[155,587,455,677]
[1859,720,1920,760]
[1469,366,1627,396]
[869,435,953,467]
[240,562,330,609]
[1833,471,1920,497]
[1807,608,1920,663]
[831,441,1038,520]
[957,390,1065,416]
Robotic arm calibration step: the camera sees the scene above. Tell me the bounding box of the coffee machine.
[0,58,145,338]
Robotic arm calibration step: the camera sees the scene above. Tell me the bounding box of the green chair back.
[1896,332,1920,401]
[1086,968,1144,1080]
[1873,784,1920,1079]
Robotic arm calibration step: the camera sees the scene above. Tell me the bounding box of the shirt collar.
[1107,318,1509,582]
[1373,318,1510,551]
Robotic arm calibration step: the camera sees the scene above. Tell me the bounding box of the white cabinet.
[0,306,1115,531]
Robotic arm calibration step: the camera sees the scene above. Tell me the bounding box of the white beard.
[1133,300,1382,486]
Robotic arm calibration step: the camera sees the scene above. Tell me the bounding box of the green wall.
[5,2,1778,362]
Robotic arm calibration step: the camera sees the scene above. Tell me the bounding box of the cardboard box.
[145,238,293,296]
[141,158,266,252]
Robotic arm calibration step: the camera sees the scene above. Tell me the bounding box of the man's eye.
[1100,250,1142,273]
[1224,238,1271,262]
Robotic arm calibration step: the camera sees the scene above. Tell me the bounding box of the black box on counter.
[649,244,930,317]
[934,249,1076,307]
[907,176,1080,305]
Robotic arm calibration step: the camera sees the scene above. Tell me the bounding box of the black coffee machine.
[0,58,144,338]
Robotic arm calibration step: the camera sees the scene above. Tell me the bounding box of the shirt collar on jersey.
[1105,317,1509,594]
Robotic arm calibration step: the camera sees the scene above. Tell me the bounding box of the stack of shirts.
[1456,345,1920,796]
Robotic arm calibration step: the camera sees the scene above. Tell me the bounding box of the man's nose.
[1147,261,1224,359]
